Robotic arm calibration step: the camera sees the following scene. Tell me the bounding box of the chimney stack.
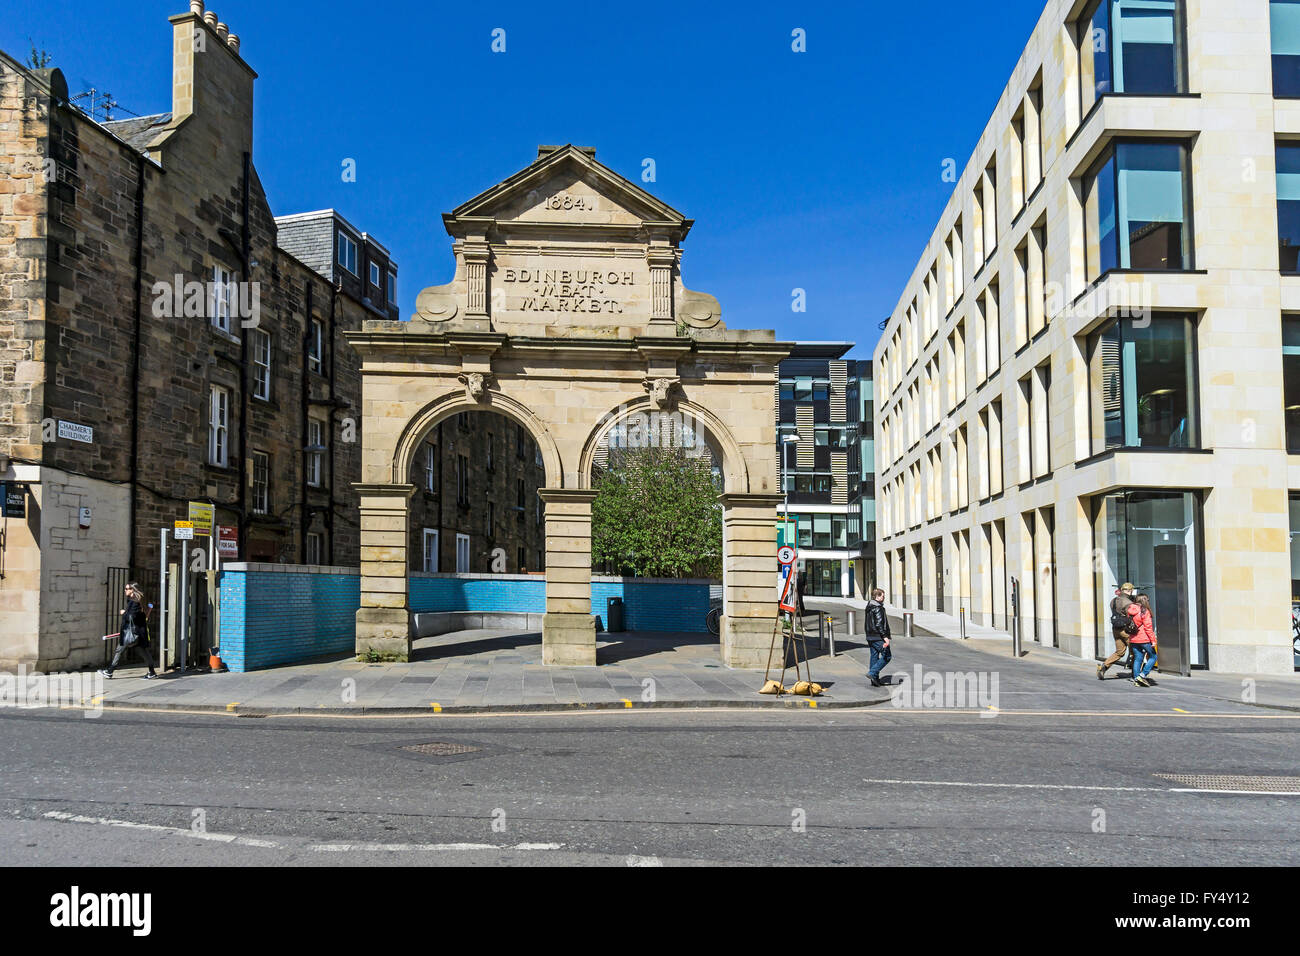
[167,3,257,158]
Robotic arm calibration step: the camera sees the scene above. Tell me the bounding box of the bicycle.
[706,603,722,636]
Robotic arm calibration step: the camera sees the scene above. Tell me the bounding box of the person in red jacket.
[1127,593,1157,687]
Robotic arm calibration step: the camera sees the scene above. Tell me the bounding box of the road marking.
[42,810,282,848]
[311,842,563,852]
[859,778,1300,796]
[430,702,442,713]
[1173,708,1189,713]
[860,777,1166,793]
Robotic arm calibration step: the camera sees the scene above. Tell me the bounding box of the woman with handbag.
[100,581,158,679]
[1127,593,1157,687]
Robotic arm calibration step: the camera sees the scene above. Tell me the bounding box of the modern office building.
[777,343,872,597]
[875,0,1298,674]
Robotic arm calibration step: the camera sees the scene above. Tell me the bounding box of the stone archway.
[347,145,789,667]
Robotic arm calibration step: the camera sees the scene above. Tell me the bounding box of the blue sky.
[6,0,1048,359]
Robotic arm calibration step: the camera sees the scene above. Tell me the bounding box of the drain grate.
[1154,773,1300,793]
[401,742,482,757]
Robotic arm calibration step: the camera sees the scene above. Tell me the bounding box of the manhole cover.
[1154,773,1300,793]
[401,742,482,757]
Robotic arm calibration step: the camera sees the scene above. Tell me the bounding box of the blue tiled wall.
[220,570,718,671]
[219,569,359,672]
[410,576,546,614]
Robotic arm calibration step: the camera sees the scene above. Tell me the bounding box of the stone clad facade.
[874,0,1295,674]
[351,145,788,666]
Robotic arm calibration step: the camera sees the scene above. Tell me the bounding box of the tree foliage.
[591,446,722,579]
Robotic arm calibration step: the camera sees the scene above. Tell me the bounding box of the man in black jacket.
[865,588,892,687]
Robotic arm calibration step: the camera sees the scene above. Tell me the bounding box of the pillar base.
[721,615,779,669]
[542,612,596,666]
[355,607,412,661]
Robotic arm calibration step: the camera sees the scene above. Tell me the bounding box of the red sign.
[217,525,238,559]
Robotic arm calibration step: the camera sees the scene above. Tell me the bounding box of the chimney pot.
[189,0,204,14]
[227,33,240,53]
[216,22,229,40]
[203,11,217,27]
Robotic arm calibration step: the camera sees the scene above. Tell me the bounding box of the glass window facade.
[1273,0,1300,96]
[1286,318,1300,451]
[1089,314,1198,452]
[1093,490,1205,669]
[1080,0,1185,113]
[1084,141,1193,278]
[1278,144,1300,272]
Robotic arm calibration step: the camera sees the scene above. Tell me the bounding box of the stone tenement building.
[0,4,394,670]
[406,412,547,574]
[875,0,1297,674]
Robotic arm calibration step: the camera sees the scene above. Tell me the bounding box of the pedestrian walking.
[865,587,892,687]
[100,581,158,680]
[1098,582,1138,680]
[1127,592,1157,687]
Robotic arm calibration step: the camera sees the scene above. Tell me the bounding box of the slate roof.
[101,112,172,152]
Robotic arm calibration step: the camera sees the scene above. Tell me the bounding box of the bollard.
[960,606,967,640]
[903,611,914,640]
[847,609,856,637]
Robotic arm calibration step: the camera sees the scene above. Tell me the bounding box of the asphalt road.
[2,705,1298,866]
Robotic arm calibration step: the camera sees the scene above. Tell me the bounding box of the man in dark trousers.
[865,588,892,687]
[1098,582,1136,680]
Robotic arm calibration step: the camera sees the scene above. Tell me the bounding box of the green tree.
[591,446,722,578]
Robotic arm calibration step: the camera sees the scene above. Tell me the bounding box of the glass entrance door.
[1093,490,1204,673]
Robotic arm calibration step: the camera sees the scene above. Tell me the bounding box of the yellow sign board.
[187,501,213,536]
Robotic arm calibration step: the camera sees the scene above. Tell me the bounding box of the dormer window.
[337,231,358,275]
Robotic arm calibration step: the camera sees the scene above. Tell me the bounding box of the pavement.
[85,628,882,714]
[64,598,1300,717]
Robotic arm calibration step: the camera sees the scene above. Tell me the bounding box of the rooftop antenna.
[70,85,138,122]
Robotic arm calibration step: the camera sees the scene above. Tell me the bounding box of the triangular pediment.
[446,145,691,238]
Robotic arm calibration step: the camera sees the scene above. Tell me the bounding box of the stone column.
[539,488,597,666]
[719,493,783,668]
[355,483,415,660]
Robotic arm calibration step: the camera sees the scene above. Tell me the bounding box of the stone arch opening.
[347,144,789,668]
